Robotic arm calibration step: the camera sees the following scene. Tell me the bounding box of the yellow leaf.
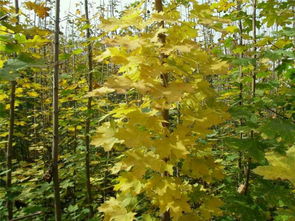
[110,104,138,119]
[15,121,26,126]
[68,127,75,132]
[145,175,192,219]
[253,146,295,185]
[121,150,168,177]
[91,122,121,151]
[0,132,9,137]
[87,87,115,97]
[179,214,202,221]
[225,25,238,33]
[199,197,224,219]
[172,141,189,159]
[25,1,50,19]
[90,161,99,166]
[220,90,240,99]
[98,197,135,221]
[100,9,143,32]
[15,88,23,94]
[27,91,39,97]
[209,59,229,75]
[0,59,4,68]
[114,172,143,194]
[150,81,195,104]
[103,35,146,51]
[274,39,292,49]
[116,124,152,148]
[211,0,235,12]
[151,10,180,23]
[0,93,8,101]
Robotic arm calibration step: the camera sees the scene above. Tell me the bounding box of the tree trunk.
[6,81,16,221]
[237,0,244,186]
[251,0,257,99]
[155,1,171,220]
[84,0,94,217]
[244,0,257,195]
[52,0,62,219]
[6,1,19,219]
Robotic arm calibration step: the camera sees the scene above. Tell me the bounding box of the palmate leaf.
[91,122,121,151]
[253,146,295,185]
[24,1,50,19]
[224,138,266,162]
[0,53,45,81]
[259,119,295,146]
[98,197,136,221]
[99,8,143,32]
[0,58,25,80]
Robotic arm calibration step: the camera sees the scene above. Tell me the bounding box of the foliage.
[0,0,294,220]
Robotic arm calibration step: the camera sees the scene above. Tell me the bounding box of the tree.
[84,0,94,217]
[6,1,19,219]
[0,0,294,220]
[93,0,230,220]
[52,0,62,220]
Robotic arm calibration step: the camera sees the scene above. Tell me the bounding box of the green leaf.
[0,53,45,81]
[0,59,25,80]
[0,169,10,176]
[72,48,83,55]
[59,53,71,60]
[259,119,295,145]
[224,138,266,162]
[68,204,79,213]
[229,106,253,121]
[231,57,255,66]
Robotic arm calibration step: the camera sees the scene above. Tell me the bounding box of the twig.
[9,211,43,221]
[264,106,295,123]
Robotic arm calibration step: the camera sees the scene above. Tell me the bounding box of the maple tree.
[0,0,294,221]
[92,0,230,220]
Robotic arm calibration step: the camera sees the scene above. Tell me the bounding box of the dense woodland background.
[0,0,294,220]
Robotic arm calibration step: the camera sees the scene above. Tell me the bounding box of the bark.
[244,0,257,195]
[155,1,171,220]
[6,81,16,221]
[251,0,257,98]
[237,0,244,185]
[84,0,94,217]
[6,1,19,219]
[52,0,62,219]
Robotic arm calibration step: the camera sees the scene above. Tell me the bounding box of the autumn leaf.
[25,1,50,19]
[98,197,136,221]
[27,91,38,97]
[91,122,121,151]
[253,146,295,185]
[199,197,224,219]
[86,87,115,97]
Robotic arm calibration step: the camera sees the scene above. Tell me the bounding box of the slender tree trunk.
[84,0,94,217]
[155,1,171,220]
[244,0,257,195]
[6,1,19,219]
[52,0,62,219]
[6,82,16,221]
[237,0,244,185]
[237,0,244,107]
[251,0,257,99]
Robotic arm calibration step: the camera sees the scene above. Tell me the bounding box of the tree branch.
[9,211,43,221]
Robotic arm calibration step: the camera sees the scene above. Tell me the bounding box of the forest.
[0,0,294,220]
